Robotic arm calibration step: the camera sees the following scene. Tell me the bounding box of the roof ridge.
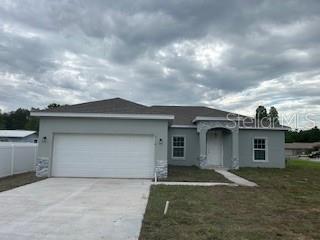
[151,105,213,108]
[39,97,148,113]
[68,97,147,108]
[112,97,147,107]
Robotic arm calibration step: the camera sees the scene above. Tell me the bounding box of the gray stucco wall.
[168,128,199,166]
[167,127,285,169]
[239,129,285,168]
[167,128,233,168]
[36,117,169,178]
[222,131,233,169]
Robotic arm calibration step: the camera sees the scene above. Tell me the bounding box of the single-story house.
[31,98,289,178]
[0,130,38,143]
[285,142,320,157]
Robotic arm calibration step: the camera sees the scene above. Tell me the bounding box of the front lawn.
[140,160,320,240]
[162,165,231,183]
[0,172,46,192]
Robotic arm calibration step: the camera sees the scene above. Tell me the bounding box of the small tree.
[255,106,268,120]
[47,103,61,109]
[268,106,279,125]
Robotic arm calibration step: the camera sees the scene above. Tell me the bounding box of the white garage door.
[52,134,155,178]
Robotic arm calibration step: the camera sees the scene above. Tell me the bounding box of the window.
[253,138,268,161]
[172,136,185,159]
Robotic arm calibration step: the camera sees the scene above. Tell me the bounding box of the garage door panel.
[53,154,155,165]
[52,134,155,178]
[55,162,155,169]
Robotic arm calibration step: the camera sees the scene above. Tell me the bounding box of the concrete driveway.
[0,178,151,240]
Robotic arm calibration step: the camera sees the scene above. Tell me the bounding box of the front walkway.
[214,169,258,187]
[154,182,238,186]
[154,168,257,187]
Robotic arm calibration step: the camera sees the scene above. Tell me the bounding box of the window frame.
[171,135,186,160]
[252,137,268,162]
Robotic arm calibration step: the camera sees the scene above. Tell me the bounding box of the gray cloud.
[0,0,319,128]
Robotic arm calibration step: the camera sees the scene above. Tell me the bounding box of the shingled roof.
[34,98,243,125]
[149,105,236,125]
[33,98,287,128]
[39,98,152,114]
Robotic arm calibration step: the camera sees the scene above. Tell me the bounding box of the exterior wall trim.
[240,127,290,131]
[169,125,289,131]
[193,117,290,131]
[31,112,175,120]
[193,117,231,122]
[170,125,197,128]
[193,116,247,123]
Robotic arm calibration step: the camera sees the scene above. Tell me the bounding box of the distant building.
[0,130,38,143]
[285,142,320,157]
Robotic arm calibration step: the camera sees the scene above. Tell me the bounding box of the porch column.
[231,128,239,169]
[199,128,208,168]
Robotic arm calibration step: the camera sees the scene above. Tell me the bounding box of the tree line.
[285,127,320,143]
[0,103,62,131]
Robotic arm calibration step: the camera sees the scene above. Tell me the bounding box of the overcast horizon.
[0,0,319,129]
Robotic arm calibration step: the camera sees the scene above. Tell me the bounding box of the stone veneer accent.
[35,157,168,179]
[155,159,168,179]
[199,155,207,168]
[232,157,240,169]
[36,157,49,177]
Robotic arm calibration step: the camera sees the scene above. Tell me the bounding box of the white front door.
[206,130,223,166]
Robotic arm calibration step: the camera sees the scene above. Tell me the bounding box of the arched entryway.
[196,120,239,169]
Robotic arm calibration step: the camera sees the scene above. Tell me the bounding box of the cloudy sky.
[0,0,319,128]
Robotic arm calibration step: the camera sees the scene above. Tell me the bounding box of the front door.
[206,130,223,166]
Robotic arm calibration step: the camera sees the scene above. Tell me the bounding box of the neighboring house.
[285,142,320,157]
[31,98,289,178]
[0,130,38,143]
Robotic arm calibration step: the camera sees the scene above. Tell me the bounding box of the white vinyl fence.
[0,142,38,178]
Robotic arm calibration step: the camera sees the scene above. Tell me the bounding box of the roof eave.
[239,126,291,131]
[192,116,246,123]
[0,130,37,138]
[30,112,175,120]
[191,116,290,131]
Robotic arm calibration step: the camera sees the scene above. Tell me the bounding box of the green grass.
[288,159,320,169]
[140,160,320,240]
[163,165,231,183]
[0,172,46,192]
